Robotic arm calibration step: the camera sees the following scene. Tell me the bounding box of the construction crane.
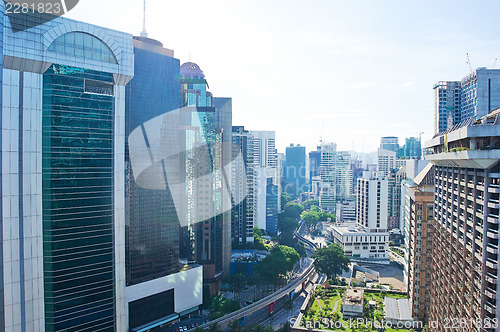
[466,53,473,74]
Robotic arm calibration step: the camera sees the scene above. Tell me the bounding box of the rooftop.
[384,297,413,322]
[342,288,364,306]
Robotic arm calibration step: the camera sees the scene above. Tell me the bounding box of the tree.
[302,211,319,228]
[256,245,300,289]
[301,199,319,211]
[283,203,303,219]
[312,243,350,279]
[225,273,246,301]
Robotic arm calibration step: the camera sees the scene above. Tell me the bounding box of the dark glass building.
[309,147,321,191]
[266,178,279,234]
[285,144,307,196]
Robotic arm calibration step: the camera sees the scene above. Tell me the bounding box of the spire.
[140,0,148,38]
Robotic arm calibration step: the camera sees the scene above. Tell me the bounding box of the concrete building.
[331,223,389,260]
[342,289,364,318]
[377,148,396,177]
[434,81,461,134]
[387,166,406,230]
[309,147,321,192]
[405,164,434,322]
[336,201,356,222]
[249,131,280,234]
[356,172,389,232]
[425,109,500,331]
[320,143,337,212]
[0,9,133,331]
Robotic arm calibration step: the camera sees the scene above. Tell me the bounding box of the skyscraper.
[380,136,400,153]
[125,37,203,330]
[336,151,353,201]
[0,12,133,331]
[434,68,500,134]
[356,172,389,232]
[319,142,337,213]
[178,62,232,297]
[309,147,321,191]
[425,110,500,330]
[401,137,422,159]
[250,131,280,233]
[433,81,461,134]
[231,126,255,245]
[285,144,307,196]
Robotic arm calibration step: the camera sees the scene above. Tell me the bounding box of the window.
[48,32,118,64]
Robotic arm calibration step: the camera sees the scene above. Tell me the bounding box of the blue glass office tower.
[0,4,4,330]
[266,178,279,234]
[285,144,306,196]
[309,147,321,191]
[1,12,133,331]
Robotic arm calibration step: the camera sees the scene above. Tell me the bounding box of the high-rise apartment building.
[250,131,280,233]
[401,137,422,159]
[285,144,307,195]
[231,126,255,245]
[387,166,406,230]
[356,172,389,232]
[0,12,133,331]
[433,81,461,134]
[377,148,396,176]
[125,37,203,330]
[380,136,400,153]
[425,110,500,331]
[405,164,434,322]
[319,143,337,213]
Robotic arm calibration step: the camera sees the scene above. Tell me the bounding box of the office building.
[250,131,280,233]
[433,81,461,134]
[125,37,203,330]
[380,136,400,153]
[405,164,434,322]
[356,172,388,232]
[336,151,353,201]
[319,143,337,213]
[434,68,500,134]
[231,126,255,245]
[285,144,306,195]
[330,224,389,260]
[309,147,321,192]
[425,110,500,331]
[0,12,133,331]
[387,166,406,230]
[336,201,356,222]
[177,62,232,297]
[401,137,422,159]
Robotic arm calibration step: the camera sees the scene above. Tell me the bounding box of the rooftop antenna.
[493,58,498,69]
[466,53,472,74]
[140,0,148,38]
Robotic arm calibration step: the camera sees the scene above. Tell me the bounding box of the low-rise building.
[336,201,356,222]
[331,223,389,260]
[342,289,364,318]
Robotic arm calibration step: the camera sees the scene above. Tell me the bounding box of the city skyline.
[66,0,500,152]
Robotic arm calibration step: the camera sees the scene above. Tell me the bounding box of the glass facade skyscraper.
[285,144,307,196]
[1,12,134,331]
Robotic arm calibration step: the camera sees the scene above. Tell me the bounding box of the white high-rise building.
[356,171,389,232]
[377,148,397,176]
[319,143,337,213]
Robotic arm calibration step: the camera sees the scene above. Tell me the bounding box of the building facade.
[425,110,500,331]
[309,147,321,192]
[319,142,337,212]
[285,144,306,196]
[356,172,389,232]
[1,12,133,331]
[380,136,399,153]
[406,165,434,322]
[433,81,461,134]
[124,37,203,331]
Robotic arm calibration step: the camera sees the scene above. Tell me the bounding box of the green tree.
[312,243,350,279]
[256,245,300,288]
[302,211,319,229]
[301,199,319,211]
[283,203,303,219]
[225,273,246,301]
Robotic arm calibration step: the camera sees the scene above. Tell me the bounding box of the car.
[245,301,252,305]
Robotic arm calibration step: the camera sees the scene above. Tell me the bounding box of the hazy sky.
[67,0,500,153]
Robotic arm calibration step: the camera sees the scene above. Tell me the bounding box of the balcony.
[488,215,499,224]
[485,302,495,314]
[486,258,498,269]
[488,185,500,194]
[488,199,500,209]
[487,243,498,254]
[487,229,499,240]
[485,287,497,299]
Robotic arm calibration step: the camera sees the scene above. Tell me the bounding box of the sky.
[66,0,500,153]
